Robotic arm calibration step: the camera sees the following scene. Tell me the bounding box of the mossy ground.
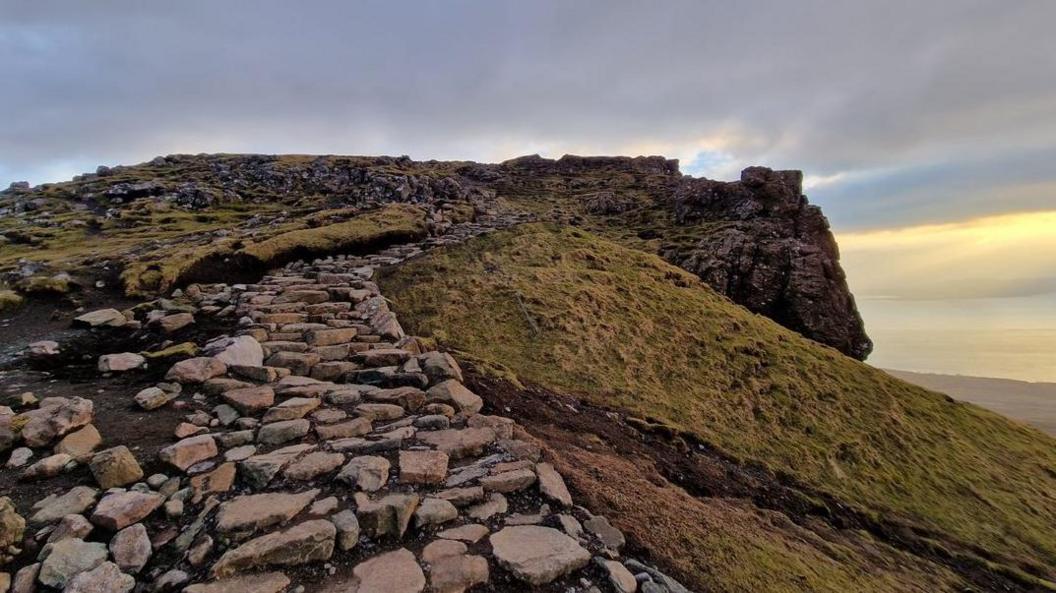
[379,223,1056,585]
[240,203,427,264]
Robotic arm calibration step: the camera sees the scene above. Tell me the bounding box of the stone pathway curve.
[1,214,693,593]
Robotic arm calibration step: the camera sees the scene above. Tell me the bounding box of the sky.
[2,1,1054,378]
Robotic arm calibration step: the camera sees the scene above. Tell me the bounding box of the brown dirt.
[465,369,1048,593]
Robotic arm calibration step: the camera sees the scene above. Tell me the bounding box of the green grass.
[0,290,23,311]
[120,204,427,295]
[240,203,427,264]
[379,223,1056,580]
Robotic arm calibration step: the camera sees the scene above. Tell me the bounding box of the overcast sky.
[3,1,1056,350]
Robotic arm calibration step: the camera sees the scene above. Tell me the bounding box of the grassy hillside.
[378,223,1056,583]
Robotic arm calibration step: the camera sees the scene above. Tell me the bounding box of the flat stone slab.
[159,434,218,471]
[217,489,319,533]
[437,524,489,543]
[329,547,424,593]
[284,451,345,480]
[90,491,164,530]
[399,449,449,485]
[211,519,336,578]
[222,386,275,414]
[489,526,591,585]
[416,428,496,460]
[336,456,391,491]
[536,463,573,507]
[30,486,98,526]
[185,572,291,593]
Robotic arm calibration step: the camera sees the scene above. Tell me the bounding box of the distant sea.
[859,296,1056,383]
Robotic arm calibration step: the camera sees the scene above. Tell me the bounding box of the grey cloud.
[2,0,1055,230]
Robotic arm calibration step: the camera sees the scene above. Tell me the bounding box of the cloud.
[838,211,1056,300]
[1,0,1055,233]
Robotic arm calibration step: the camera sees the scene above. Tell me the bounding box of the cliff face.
[669,167,872,360]
[1,153,870,359]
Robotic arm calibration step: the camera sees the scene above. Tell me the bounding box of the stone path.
[1,214,694,593]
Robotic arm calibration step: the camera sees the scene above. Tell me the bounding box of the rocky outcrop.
[668,167,872,359]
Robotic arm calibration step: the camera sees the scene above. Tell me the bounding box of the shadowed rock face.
[1,152,870,359]
[669,167,872,360]
[497,155,871,360]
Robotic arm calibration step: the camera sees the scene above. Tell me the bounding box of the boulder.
[354,493,419,539]
[204,335,264,367]
[54,424,102,460]
[133,386,175,410]
[63,561,135,593]
[257,419,310,445]
[46,514,93,544]
[331,510,360,551]
[354,348,411,367]
[0,497,24,552]
[336,456,391,491]
[22,453,72,480]
[489,526,591,585]
[425,380,482,415]
[305,328,357,347]
[165,357,227,383]
[422,539,467,563]
[466,492,507,521]
[262,397,320,423]
[30,487,98,526]
[418,351,464,384]
[416,428,496,459]
[414,498,458,528]
[156,312,194,333]
[283,451,344,481]
[89,446,143,488]
[430,553,489,593]
[481,467,536,493]
[367,386,426,411]
[73,309,126,328]
[599,559,638,593]
[536,463,573,507]
[341,548,424,593]
[265,351,320,376]
[221,385,274,414]
[37,538,108,588]
[354,403,404,421]
[239,444,315,488]
[11,563,40,593]
[4,447,32,468]
[436,524,489,543]
[98,353,146,372]
[189,462,237,502]
[109,523,152,574]
[28,340,60,356]
[159,434,217,471]
[583,514,625,550]
[398,449,449,485]
[316,417,372,440]
[16,396,93,447]
[90,491,164,530]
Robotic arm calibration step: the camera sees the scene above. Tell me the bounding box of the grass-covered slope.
[120,203,429,294]
[379,223,1056,582]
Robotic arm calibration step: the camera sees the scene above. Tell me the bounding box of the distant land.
[886,369,1056,435]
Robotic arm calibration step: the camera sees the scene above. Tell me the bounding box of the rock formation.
[1,152,870,358]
